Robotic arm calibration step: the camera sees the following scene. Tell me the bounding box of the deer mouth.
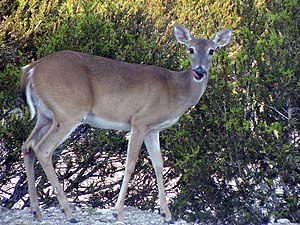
[193,67,207,81]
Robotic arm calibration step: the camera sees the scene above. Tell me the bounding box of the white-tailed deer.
[21,24,232,223]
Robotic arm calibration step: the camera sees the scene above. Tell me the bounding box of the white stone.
[277,218,291,224]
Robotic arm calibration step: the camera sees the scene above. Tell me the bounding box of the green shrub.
[0,0,299,224]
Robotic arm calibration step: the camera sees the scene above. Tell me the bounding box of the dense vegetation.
[0,0,299,224]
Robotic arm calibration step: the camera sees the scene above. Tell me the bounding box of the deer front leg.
[144,130,172,222]
[114,126,147,223]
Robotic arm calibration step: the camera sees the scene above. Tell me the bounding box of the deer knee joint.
[22,140,35,153]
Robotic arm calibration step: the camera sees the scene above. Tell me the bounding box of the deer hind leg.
[144,130,172,222]
[114,126,147,223]
[22,112,52,220]
[32,117,79,223]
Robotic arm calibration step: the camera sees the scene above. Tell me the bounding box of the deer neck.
[172,69,209,109]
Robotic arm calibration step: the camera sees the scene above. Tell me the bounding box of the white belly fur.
[84,113,131,131]
[84,113,180,132]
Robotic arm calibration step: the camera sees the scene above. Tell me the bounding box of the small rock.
[82,211,89,216]
[277,218,291,224]
[114,221,126,225]
[174,219,188,224]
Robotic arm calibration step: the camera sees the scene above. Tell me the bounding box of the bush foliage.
[0,0,299,224]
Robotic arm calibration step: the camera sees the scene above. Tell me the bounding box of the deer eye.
[208,49,215,55]
[189,48,194,54]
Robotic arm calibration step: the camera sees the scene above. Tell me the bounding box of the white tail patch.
[22,64,30,71]
[26,68,36,120]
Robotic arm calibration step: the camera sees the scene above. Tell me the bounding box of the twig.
[266,104,288,120]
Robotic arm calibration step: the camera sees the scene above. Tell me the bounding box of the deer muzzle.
[193,67,207,80]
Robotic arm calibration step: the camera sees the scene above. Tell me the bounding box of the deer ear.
[213,28,232,48]
[174,24,192,46]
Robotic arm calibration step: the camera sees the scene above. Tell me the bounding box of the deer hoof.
[161,213,173,224]
[33,210,42,221]
[69,218,78,223]
[113,212,118,218]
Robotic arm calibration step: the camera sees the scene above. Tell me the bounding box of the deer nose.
[193,67,207,80]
